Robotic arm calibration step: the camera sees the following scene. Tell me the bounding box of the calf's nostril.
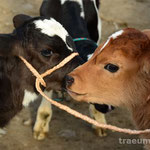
[65,75,74,87]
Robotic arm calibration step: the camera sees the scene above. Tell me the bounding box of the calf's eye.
[41,49,53,57]
[104,63,119,73]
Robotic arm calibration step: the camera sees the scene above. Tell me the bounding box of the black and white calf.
[40,0,101,44]
[0,14,83,137]
[34,0,114,140]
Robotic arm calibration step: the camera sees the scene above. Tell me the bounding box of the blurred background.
[0,0,150,150]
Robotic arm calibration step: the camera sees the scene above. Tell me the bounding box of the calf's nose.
[65,75,74,87]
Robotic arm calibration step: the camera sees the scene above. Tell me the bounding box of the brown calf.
[66,28,150,149]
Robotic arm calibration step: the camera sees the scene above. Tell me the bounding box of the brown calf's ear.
[142,29,150,40]
[143,56,150,75]
[142,30,150,74]
[13,14,32,28]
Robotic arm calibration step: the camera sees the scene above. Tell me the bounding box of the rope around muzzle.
[19,53,150,135]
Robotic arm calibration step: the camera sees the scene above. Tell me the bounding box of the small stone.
[0,128,6,136]
[58,129,76,138]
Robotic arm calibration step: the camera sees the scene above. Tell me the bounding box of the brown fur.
[66,28,150,149]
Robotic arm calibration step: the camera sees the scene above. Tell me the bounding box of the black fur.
[40,0,114,114]
[0,15,83,127]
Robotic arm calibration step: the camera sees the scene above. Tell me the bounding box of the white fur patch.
[34,18,68,42]
[92,0,101,44]
[99,30,124,53]
[60,0,85,18]
[87,53,93,60]
[23,90,38,107]
[61,0,68,5]
[34,18,73,51]
[111,30,124,39]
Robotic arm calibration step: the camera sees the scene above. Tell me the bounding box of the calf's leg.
[89,104,107,137]
[33,91,52,140]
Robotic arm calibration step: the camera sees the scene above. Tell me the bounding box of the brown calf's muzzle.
[66,58,98,103]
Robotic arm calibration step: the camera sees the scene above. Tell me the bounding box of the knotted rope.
[19,53,150,135]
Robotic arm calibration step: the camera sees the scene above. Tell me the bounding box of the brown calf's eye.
[41,49,53,57]
[104,63,119,73]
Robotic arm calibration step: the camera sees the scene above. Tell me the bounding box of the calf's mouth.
[67,89,87,96]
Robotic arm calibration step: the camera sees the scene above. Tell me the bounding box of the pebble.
[58,129,76,138]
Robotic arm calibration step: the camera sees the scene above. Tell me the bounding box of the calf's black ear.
[13,14,32,28]
[0,34,17,57]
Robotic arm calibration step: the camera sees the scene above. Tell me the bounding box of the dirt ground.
[0,0,150,150]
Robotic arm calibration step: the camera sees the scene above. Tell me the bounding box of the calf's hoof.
[95,128,107,137]
[33,112,51,140]
[33,130,48,140]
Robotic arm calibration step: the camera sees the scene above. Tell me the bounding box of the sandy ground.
[0,0,150,150]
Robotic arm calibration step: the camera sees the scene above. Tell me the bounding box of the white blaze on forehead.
[110,30,124,39]
[34,18,73,51]
[60,0,85,18]
[99,30,124,53]
[34,18,68,42]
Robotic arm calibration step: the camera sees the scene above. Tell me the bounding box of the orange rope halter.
[19,53,150,135]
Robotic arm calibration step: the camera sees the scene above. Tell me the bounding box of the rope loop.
[19,53,150,135]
